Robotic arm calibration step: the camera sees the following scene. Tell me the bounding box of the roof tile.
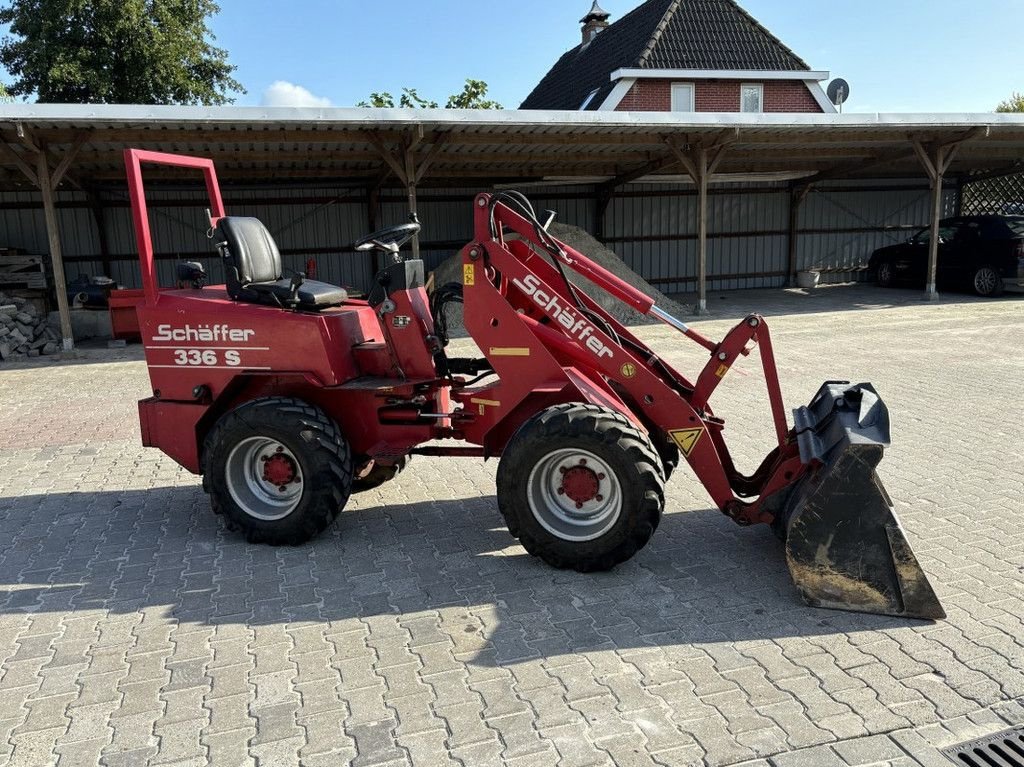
[521,0,811,110]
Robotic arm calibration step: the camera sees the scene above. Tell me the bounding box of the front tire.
[972,265,1004,297]
[496,403,665,572]
[876,260,895,288]
[203,397,353,545]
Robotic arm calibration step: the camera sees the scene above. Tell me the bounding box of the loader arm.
[458,193,804,526]
[456,193,944,620]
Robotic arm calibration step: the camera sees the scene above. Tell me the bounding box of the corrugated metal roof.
[2,105,1023,189]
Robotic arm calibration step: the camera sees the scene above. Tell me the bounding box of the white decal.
[171,349,240,367]
[153,324,256,343]
[512,274,614,360]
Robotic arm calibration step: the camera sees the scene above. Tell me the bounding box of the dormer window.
[580,88,601,110]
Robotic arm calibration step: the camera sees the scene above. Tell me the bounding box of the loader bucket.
[778,383,945,620]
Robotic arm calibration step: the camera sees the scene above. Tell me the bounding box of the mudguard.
[780,383,945,620]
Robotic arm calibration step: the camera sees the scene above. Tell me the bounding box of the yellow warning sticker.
[489,347,531,357]
[471,397,501,415]
[463,263,475,286]
[620,363,637,379]
[715,363,729,378]
[669,428,704,457]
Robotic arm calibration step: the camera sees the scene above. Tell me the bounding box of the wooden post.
[926,158,944,301]
[695,147,709,315]
[666,136,729,316]
[35,147,75,350]
[914,137,965,302]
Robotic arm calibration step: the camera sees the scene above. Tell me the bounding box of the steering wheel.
[354,221,421,254]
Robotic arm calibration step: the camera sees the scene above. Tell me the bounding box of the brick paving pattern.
[1,285,1022,766]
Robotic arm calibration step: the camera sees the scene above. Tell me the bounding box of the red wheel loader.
[125,149,944,620]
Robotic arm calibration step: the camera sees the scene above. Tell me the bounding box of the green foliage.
[445,79,502,110]
[0,82,11,102]
[359,79,501,110]
[0,0,244,104]
[996,92,1024,113]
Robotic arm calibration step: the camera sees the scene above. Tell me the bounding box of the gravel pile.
[0,292,61,361]
[432,222,688,335]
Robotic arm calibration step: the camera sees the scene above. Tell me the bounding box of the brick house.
[521,0,833,114]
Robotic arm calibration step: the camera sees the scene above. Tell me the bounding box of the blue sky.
[4,0,1024,112]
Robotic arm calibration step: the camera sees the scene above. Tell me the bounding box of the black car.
[869,215,1024,297]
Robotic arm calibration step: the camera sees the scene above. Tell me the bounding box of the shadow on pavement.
[0,485,926,666]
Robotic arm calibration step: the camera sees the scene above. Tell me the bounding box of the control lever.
[287,272,306,307]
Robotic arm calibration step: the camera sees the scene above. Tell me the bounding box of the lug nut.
[557,488,564,495]
[597,473,605,480]
[260,455,269,462]
[559,466,566,474]
[596,495,604,502]
[575,502,583,509]
[276,446,284,453]
[579,459,587,466]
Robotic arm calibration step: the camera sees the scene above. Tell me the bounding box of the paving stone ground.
[1,284,1022,767]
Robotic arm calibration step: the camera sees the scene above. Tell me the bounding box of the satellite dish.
[827,79,851,111]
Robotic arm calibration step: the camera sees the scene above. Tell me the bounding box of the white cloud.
[261,81,333,108]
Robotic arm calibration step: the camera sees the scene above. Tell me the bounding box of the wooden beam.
[35,147,75,349]
[367,132,408,184]
[414,134,449,184]
[0,141,39,186]
[49,132,91,190]
[695,148,710,315]
[600,151,681,191]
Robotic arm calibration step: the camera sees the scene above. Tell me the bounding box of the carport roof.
[1,105,1023,190]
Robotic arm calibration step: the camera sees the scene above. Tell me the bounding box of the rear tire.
[203,397,353,545]
[496,403,665,572]
[972,265,1004,297]
[875,260,895,288]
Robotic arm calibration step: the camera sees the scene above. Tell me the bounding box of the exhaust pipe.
[779,383,945,620]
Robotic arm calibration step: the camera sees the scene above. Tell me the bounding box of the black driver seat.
[216,217,347,310]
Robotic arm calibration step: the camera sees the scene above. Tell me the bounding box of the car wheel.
[876,261,895,288]
[972,266,1004,297]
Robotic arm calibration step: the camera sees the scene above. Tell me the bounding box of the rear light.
[1016,241,1024,259]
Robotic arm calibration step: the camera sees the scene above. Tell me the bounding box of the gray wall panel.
[0,178,957,296]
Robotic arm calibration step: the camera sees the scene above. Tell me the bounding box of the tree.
[358,79,501,109]
[0,82,11,102]
[445,79,502,110]
[996,92,1024,113]
[0,0,244,105]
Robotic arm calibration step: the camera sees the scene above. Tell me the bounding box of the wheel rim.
[974,267,998,295]
[225,437,304,521]
[878,263,892,284]
[526,448,622,542]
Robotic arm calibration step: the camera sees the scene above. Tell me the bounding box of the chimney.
[581,1,611,45]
